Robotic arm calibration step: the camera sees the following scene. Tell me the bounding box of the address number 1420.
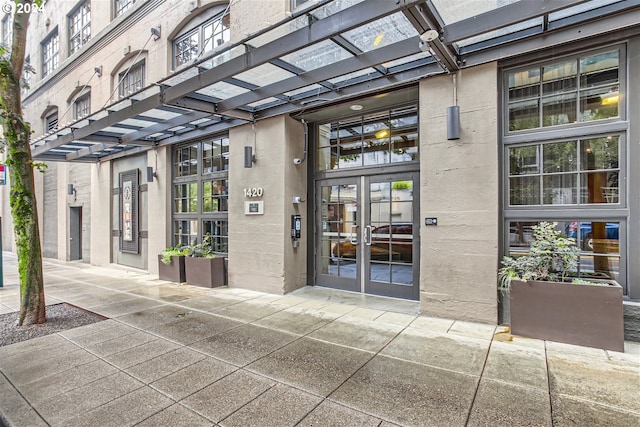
[243,187,263,197]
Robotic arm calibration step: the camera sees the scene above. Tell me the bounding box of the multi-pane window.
[69,1,91,55]
[118,61,145,98]
[173,137,229,253]
[42,30,59,77]
[1,14,11,48]
[317,106,419,171]
[508,136,620,206]
[45,111,58,132]
[503,46,627,292]
[74,93,91,120]
[115,0,137,17]
[173,7,230,67]
[508,50,619,132]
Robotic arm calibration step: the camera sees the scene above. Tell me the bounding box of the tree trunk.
[0,0,46,325]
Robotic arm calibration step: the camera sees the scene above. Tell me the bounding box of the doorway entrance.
[69,207,82,261]
[315,172,419,300]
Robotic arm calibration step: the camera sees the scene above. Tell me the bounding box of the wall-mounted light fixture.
[146,166,157,183]
[94,66,102,77]
[150,26,161,41]
[67,184,77,201]
[447,106,460,140]
[244,146,256,168]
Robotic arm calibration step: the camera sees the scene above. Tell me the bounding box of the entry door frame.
[314,170,420,300]
[69,206,82,261]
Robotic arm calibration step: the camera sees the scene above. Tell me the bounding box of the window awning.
[30,0,640,162]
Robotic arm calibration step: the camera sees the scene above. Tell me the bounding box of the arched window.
[67,86,91,120]
[41,106,59,133]
[111,51,147,100]
[172,4,230,69]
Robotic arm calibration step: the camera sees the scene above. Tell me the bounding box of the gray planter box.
[184,256,225,288]
[510,279,624,352]
[158,255,185,283]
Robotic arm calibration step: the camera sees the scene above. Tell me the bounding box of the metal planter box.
[158,255,186,283]
[184,256,225,288]
[510,279,624,352]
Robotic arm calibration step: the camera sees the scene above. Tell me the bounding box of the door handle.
[364,225,372,246]
[349,225,359,245]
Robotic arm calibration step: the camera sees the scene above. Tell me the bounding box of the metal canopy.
[30,0,640,162]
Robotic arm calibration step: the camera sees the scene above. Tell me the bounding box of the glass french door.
[316,172,419,300]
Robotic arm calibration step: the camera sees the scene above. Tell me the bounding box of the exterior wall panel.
[419,63,500,324]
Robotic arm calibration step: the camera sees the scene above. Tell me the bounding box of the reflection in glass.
[509,145,539,175]
[174,183,198,213]
[321,184,358,278]
[507,50,620,131]
[507,220,620,282]
[317,107,418,171]
[509,176,540,205]
[543,141,576,173]
[202,220,228,253]
[543,174,577,205]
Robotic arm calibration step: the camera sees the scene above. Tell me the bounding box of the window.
[118,61,145,98]
[21,55,33,96]
[42,30,59,77]
[317,106,419,171]
[173,6,230,68]
[502,46,628,292]
[74,92,91,119]
[45,110,58,132]
[114,0,137,17]
[507,50,620,132]
[1,13,11,48]
[69,1,91,55]
[508,136,620,206]
[172,136,229,253]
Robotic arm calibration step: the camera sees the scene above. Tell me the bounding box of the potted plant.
[499,221,624,352]
[184,234,226,288]
[158,245,189,283]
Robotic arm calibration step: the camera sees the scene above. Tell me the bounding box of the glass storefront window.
[317,106,418,171]
[174,144,198,177]
[173,137,229,254]
[203,220,228,253]
[507,49,619,131]
[203,136,229,173]
[174,183,198,213]
[507,136,620,206]
[507,221,620,283]
[203,179,228,212]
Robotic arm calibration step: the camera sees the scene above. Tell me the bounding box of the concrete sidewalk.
[0,253,638,427]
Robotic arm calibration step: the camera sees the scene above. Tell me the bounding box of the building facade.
[1,0,639,326]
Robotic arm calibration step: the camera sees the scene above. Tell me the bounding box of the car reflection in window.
[332,223,412,263]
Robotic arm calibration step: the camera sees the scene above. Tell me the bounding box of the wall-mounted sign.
[425,217,438,226]
[244,200,264,215]
[123,181,133,241]
[243,187,264,197]
[0,164,5,186]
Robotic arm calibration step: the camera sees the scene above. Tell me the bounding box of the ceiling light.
[375,129,389,139]
[350,104,363,111]
[601,93,619,105]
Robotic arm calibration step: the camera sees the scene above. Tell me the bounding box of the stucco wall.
[419,62,499,324]
[228,115,307,294]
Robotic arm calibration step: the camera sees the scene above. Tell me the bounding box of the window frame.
[501,43,629,294]
[73,92,91,120]
[172,136,229,255]
[114,0,136,18]
[41,29,59,78]
[172,5,230,69]
[118,60,145,99]
[68,0,91,55]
